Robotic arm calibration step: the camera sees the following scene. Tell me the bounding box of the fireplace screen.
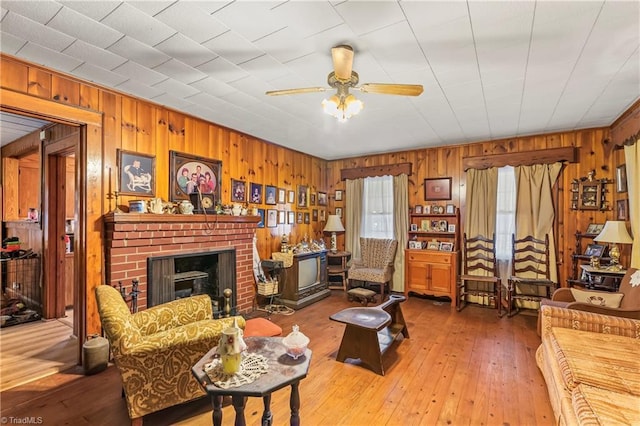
[147,249,236,316]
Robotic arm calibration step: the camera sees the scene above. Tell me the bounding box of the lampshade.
[322,94,363,122]
[323,215,345,233]
[593,221,633,244]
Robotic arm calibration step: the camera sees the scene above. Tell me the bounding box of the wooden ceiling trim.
[340,162,412,180]
[462,147,577,171]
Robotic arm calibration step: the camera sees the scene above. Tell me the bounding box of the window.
[495,166,516,260]
[361,175,394,239]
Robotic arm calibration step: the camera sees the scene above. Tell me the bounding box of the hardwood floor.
[0,292,554,425]
[0,316,77,392]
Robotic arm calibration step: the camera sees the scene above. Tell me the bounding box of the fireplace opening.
[147,248,236,317]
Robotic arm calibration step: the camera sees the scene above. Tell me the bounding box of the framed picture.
[320,209,326,221]
[432,205,444,214]
[445,204,456,214]
[584,244,605,257]
[410,224,418,232]
[448,224,456,233]
[118,149,156,196]
[278,210,286,224]
[288,190,295,204]
[439,242,454,252]
[409,241,422,249]
[297,212,303,224]
[231,179,246,202]
[288,211,295,224]
[265,185,277,205]
[249,183,262,204]
[335,190,343,201]
[256,209,265,228]
[312,209,318,221]
[266,209,278,228]
[585,223,604,235]
[318,192,328,206]
[278,188,286,204]
[424,205,431,214]
[421,220,430,231]
[414,205,423,214]
[170,151,221,202]
[616,164,627,193]
[304,212,310,224]
[298,185,309,208]
[427,240,440,250]
[617,199,628,220]
[310,193,316,205]
[335,207,343,218]
[424,177,452,201]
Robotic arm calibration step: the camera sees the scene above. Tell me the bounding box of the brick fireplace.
[104,213,260,313]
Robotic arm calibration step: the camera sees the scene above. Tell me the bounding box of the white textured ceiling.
[1,1,638,160]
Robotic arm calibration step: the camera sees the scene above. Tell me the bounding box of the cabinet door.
[429,263,452,294]
[407,261,430,293]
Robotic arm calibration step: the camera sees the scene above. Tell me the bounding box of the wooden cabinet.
[405,207,460,306]
[327,251,350,290]
[568,230,610,286]
[405,250,457,307]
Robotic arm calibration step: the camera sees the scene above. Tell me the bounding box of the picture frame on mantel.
[424,177,452,201]
[169,151,221,203]
[118,149,156,197]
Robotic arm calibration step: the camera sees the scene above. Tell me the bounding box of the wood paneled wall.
[326,127,633,286]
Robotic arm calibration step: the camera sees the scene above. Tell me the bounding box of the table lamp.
[593,220,633,271]
[323,215,345,253]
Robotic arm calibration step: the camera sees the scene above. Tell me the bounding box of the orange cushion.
[244,317,283,337]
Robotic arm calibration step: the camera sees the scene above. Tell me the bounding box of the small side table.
[192,337,311,426]
[327,251,351,291]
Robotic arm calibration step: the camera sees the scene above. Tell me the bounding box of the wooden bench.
[329,294,409,375]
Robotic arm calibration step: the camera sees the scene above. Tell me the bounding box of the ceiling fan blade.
[358,83,424,96]
[331,45,354,81]
[266,87,328,96]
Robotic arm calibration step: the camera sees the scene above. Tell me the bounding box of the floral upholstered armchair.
[95,285,245,425]
[348,238,398,301]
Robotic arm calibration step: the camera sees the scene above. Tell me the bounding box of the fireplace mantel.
[104,212,261,225]
[103,212,260,313]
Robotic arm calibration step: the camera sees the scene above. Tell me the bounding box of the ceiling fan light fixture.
[322,94,363,122]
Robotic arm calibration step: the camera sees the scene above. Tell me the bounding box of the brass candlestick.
[111,191,124,213]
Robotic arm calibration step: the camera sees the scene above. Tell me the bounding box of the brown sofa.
[536,305,640,425]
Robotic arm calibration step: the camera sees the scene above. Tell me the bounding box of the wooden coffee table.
[192,336,312,426]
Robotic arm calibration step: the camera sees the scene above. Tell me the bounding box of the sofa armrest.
[564,302,640,320]
[550,288,576,302]
[540,305,640,338]
[133,294,214,335]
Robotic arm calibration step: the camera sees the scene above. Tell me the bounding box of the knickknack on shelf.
[569,171,612,211]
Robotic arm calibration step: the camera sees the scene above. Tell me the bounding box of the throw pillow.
[570,288,624,308]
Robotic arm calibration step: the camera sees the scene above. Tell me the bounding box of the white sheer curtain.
[495,166,516,261]
[361,175,394,239]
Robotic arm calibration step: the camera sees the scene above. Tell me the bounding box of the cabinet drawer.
[407,251,452,264]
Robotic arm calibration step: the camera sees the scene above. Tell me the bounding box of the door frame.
[1,88,103,362]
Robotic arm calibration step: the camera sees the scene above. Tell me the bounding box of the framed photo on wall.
[288,211,295,224]
[304,212,310,224]
[318,192,328,206]
[250,183,262,204]
[169,151,221,203]
[616,164,627,193]
[265,185,277,205]
[257,209,265,228]
[424,177,452,201]
[617,199,628,220]
[266,209,278,228]
[118,150,156,196]
[278,188,286,204]
[336,207,343,218]
[288,190,295,204]
[231,179,246,202]
[278,210,286,224]
[335,190,343,201]
[298,185,309,208]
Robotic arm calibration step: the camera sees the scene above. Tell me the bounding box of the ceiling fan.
[265,45,424,121]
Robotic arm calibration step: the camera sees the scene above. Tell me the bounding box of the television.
[297,256,320,290]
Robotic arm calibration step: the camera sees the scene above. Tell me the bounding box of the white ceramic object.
[178,200,194,214]
[282,325,309,359]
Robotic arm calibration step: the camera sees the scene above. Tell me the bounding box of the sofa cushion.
[572,384,640,425]
[570,288,624,308]
[549,327,640,395]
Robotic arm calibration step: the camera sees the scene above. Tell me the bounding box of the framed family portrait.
[231,179,246,202]
[318,192,328,206]
[585,223,604,235]
[249,183,262,204]
[169,151,221,203]
[265,185,277,205]
[118,149,156,196]
[256,209,265,228]
[266,209,278,228]
[424,177,452,201]
[439,242,454,252]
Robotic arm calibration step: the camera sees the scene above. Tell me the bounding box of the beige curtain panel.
[392,174,409,292]
[624,142,639,268]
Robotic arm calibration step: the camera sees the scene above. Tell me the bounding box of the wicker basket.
[257,281,278,296]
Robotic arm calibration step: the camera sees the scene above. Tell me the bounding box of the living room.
[1,2,639,425]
